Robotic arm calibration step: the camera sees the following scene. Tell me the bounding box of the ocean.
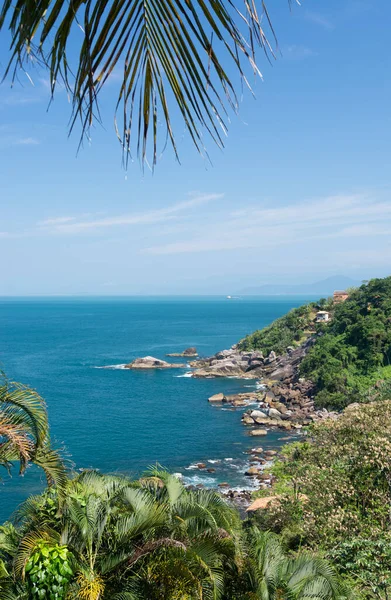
[0,295,315,521]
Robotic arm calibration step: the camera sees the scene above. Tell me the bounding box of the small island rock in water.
[166,346,198,357]
[125,356,186,369]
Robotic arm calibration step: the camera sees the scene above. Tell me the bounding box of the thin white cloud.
[45,192,223,234]
[39,216,77,226]
[284,45,317,60]
[13,137,40,146]
[142,193,391,255]
[305,11,334,30]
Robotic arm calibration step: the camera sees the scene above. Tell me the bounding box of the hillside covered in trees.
[238,276,391,409]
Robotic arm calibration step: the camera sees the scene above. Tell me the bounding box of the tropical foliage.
[0,374,66,492]
[237,303,318,356]
[0,0,289,165]
[254,400,391,599]
[238,277,391,409]
[245,530,352,600]
[0,465,351,600]
[300,277,391,409]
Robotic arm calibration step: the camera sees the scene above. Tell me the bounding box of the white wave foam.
[256,382,267,390]
[175,372,193,378]
[207,459,221,464]
[183,475,216,487]
[224,458,233,462]
[94,364,127,370]
[185,463,199,471]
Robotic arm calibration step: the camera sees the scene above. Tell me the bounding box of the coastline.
[118,338,330,504]
[1,295,316,521]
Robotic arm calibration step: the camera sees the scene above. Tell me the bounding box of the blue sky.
[1,0,390,295]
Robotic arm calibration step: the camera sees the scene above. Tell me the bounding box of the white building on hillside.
[316,311,330,323]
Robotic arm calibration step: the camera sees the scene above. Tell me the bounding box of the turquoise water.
[0,296,314,520]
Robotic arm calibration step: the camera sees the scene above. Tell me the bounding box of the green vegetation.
[238,277,391,410]
[0,374,66,492]
[300,277,391,409]
[254,400,391,599]
[0,466,349,600]
[3,273,391,600]
[237,303,320,356]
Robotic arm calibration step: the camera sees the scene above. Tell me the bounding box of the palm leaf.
[0,0,294,165]
[0,377,48,453]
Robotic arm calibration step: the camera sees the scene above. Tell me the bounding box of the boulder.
[242,415,255,425]
[246,360,264,372]
[269,364,294,381]
[254,417,271,425]
[197,463,206,469]
[266,350,277,363]
[183,347,197,356]
[231,400,249,407]
[250,410,269,420]
[251,447,264,454]
[125,356,186,369]
[245,467,260,476]
[274,402,288,414]
[264,450,277,457]
[208,393,225,403]
[250,429,267,436]
[215,349,233,360]
[268,408,282,420]
[265,391,276,404]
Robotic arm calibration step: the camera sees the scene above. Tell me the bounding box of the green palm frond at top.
[0,0,294,165]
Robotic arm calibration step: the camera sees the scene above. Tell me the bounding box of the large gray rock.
[193,360,247,378]
[250,410,269,420]
[268,364,294,381]
[242,414,255,425]
[266,350,277,363]
[208,393,225,403]
[214,349,233,360]
[125,356,186,369]
[246,360,264,373]
[254,416,272,425]
[268,408,282,420]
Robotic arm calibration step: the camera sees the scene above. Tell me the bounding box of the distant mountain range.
[238,276,362,296]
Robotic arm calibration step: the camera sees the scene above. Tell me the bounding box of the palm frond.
[14,528,60,580]
[33,445,68,495]
[0,0,294,165]
[0,420,32,475]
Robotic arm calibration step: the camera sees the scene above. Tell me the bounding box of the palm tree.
[1,468,243,599]
[247,529,352,600]
[0,374,66,493]
[0,0,292,166]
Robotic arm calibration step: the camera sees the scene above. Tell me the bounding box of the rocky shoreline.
[122,342,336,509]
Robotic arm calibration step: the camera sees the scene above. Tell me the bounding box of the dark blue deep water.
[0,296,314,520]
